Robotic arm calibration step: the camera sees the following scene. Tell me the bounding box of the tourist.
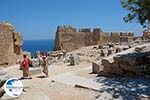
[21,54,32,79]
[42,55,49,78]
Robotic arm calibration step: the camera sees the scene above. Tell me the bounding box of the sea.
[22,39,55,57]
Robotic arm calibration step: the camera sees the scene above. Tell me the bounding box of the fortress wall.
[110,32,120,43]
[54,25,135,51]
[0,23,23,67]
[56,32,96,51]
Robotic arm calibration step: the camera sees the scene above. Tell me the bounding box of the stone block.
[102,57,123,75]
[69,54,80,66]
[31,58,39,67]
[103,62,123,75]
[92,62,100,74]
[114,53,146,66]
[29,67,41,75]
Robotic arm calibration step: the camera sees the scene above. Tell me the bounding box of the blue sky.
[0,0,143,40]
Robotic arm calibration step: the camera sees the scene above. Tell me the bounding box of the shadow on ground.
[36,75,47,78]
[95,76,150,100]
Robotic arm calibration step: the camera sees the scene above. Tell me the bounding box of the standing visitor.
[21,54,32,79]
[42,55,49,78]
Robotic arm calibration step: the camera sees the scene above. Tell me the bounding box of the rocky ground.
[1,44,150,100]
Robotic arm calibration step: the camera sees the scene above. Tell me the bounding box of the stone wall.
[54,26,103,51]
[54,25,135,51]
[120,32,134,43]
[110,32,120,43]
[0,22,23,67]
[110,32,135,43]
[100,32,110,44]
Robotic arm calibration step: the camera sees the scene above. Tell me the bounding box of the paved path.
[52,67,103,91]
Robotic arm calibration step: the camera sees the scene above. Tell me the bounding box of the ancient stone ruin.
[0,22,23,67]
[54,26,103,51]
[54,25,135,52]
[101,44,150,77]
